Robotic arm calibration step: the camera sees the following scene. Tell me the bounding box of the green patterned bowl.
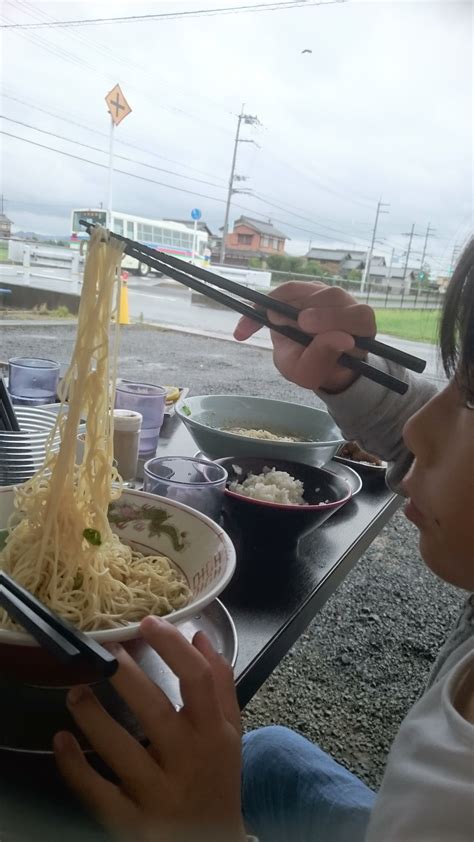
[0,486,236,649]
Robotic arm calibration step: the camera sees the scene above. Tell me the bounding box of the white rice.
[230,466,305,505]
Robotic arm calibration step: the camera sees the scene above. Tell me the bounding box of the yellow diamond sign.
[105,84,132,126]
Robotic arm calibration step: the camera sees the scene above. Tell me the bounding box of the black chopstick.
[123,244,410,396]
[0,587,81,663]
[121,237,425,374]
[80,221,412,395]
[0,572,118,677]
[0,377,20,432]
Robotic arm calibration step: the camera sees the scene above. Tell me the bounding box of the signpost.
[191,208,201,265]
[105,84,132,227]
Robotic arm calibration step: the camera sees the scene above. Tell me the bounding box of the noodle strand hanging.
[0,228,190,631]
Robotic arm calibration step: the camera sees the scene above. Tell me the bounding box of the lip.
[404,498,426,528]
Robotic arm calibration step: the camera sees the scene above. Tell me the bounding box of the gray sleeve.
[317,355,438,493]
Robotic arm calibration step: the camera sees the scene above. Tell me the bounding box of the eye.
[466,398,474,411]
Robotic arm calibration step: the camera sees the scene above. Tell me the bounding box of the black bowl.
[215,456,352,555]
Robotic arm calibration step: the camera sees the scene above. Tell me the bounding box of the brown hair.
[439,238,474,395]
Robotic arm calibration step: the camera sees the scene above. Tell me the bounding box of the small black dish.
[215,456,352,554]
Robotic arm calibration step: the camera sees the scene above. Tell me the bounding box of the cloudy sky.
[1,0,472,273]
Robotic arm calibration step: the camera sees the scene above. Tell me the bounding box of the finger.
[233,281,329,341]
[298,302,376,338]
[192,632,241,734]
[66,685,160,795]
[233,314,263,341]
[141,617,222,728]
[273,329,356,390]
[293,331,356,388]
[54,731,139,836]
[108,643,177,748]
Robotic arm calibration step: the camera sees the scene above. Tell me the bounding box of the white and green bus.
[70,209,209,276]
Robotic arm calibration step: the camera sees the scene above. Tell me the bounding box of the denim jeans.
[242,726,376,842]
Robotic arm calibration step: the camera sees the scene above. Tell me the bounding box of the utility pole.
[420,222,435,269]
[387,246,395,281]
[360,199,390,293]
[448,243,460,276]
[400,223,419,288]
[0,194,4,215]
[219,105,260,264]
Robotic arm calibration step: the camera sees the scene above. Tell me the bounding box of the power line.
[0,129,378,248]
[0,129,228,204]
[251,192,373,240]
[1,0,347,29]
[5,0,235,119]
[1,91,228,184]
[1,9,235,136]
[0,115,227,190]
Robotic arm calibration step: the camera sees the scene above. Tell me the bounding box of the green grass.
[373,308,440,343]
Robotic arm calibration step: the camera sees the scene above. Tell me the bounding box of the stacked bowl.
[0,406,61,486]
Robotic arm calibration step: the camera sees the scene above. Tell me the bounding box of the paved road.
[0,266,444,384]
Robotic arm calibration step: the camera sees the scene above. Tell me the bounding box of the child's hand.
[54,618,246,842]
[234,281,376,393]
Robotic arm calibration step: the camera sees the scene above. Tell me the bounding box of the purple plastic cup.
[143,456,228,522]
[8,357,60,406]
[115,381,167,456]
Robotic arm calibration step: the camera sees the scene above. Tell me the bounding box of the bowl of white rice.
[215,456,352,553]
[175,395,344,467]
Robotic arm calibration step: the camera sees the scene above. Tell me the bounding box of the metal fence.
[268,269,444,310]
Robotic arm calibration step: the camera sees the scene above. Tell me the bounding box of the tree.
[266,254,305,272]
[305,260,330,278]
[347,268,362,281]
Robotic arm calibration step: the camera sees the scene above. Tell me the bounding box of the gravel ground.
[0,323,465,789]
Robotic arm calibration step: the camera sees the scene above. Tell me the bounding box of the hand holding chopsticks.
[0,572,118,678]
[81,221,426,396]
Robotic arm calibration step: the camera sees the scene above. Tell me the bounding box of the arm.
[318,357,437,491]
[234,281,437,493]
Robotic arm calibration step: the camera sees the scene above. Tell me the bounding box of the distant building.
[0,213,12,239]
[218,216,289,266]
[368,265,417,292]
[307,247,385,276]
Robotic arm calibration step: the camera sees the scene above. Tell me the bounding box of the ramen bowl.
[176,395,344,467]
[215,456,352,555]
[0,486,236,685]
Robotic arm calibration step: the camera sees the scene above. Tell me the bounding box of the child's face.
[402,378,474,590]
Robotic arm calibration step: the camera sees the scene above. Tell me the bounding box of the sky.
[0,0,472,275]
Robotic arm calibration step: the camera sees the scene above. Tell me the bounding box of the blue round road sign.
[191,208,202,220]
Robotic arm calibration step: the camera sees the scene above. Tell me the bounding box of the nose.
[402,388,445,467]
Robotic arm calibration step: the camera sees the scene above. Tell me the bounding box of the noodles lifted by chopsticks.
[0,227,190,631]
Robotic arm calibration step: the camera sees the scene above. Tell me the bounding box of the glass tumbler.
[8,357,60,406]
[143,456,228,522]
[115,381,167,456]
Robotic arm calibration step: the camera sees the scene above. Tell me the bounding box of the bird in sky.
[301,49,312,54]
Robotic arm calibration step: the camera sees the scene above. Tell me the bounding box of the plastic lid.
[112,409,142,432]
